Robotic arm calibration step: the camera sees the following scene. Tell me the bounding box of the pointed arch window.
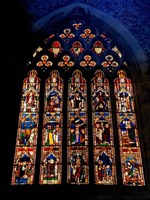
[11,19,145,187]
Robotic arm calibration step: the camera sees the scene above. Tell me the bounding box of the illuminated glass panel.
[67,70,89,184]
[11,70,40,185]
[114,70,145,186]
[91,70,117,185]
[39,70,63,184]
[117,113,139,147]
[114,70,134,113]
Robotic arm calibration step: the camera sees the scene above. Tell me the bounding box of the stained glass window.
[67,70,89,184]
[11,70,40,185]
[114,70,145,186]
[11,19,145,187]
[39,70,63,184]
[91,70,117,185]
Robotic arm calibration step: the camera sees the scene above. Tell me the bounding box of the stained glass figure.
[11,70,40,185]
[16,113,39,146]
[40,70,63,184]
[92,112,113,146]
[114,70,134,113]
[68,112,88,146]
[91,70,117,184]
[120,147,145,186]
[11,147,36,185]
[117,113,139,147]
[68,70,87,112]
[91,70,110,112]
[67,150,88,184]
[114,70,145,186]
[67,70,89,184]
[40,147,62,184]
[94,147,116,184]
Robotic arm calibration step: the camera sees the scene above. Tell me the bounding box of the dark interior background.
[1,1,150,199]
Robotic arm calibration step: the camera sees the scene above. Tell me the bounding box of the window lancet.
[11,70,40,185]
[91,70,117,185]
[67,70,89,184]
[39,70,63,184]
[114,70,145,186]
